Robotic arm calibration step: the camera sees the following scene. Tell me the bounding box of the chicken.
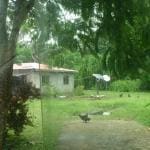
[119,93,123,97]
[79,113,91,123]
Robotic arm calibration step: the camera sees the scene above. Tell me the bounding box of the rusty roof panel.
[13,63,77,73]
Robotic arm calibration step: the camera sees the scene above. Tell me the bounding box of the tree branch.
[8,0,35,56]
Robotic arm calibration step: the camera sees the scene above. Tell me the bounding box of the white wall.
[27,72,40,88]
[49,72,74,93]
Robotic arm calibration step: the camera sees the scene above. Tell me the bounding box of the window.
[63,75,69,85]
[42,75,49,85]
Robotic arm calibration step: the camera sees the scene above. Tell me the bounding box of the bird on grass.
[119,93,123,97]
[79,113,91,123]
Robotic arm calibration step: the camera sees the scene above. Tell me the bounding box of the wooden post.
[96,79,100,95]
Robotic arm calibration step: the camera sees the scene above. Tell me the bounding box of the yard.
[5,91,150,150]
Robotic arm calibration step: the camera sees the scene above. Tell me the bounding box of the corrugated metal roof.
[13,63,77,73]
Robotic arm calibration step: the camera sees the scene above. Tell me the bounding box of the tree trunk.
[0,0,35,148]
[0,0,9,148]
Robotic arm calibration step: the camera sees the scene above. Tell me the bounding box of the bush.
[139,73,150,91]
[6,76,34,136]
[109,79,141,92]
[7,95,33,136]
[74,86,84,96]
[41,85,58,97]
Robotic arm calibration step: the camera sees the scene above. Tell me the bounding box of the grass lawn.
[6,91,150,150]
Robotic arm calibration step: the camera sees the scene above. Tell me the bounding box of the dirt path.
[56,120,150,150]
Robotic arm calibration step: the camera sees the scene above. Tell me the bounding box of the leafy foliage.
[54,0,150,78]
[48,50,104,89]
[17,0,149,79]
[15,44,33,63]
[109,79,141,92]
[42,85,58,97]
[139,72,150,91]
[74,85,84,96]
[8,96,32,136]
[6,76,40,136]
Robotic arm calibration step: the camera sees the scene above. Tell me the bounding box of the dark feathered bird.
[79,113,91,123]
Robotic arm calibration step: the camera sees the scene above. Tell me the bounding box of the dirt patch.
[56,120,150,150]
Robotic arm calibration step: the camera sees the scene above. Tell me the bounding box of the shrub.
[109,79,141,92]
[74,86,84,96]
[41,85,58,97]
[7,95,33,136]
[6,76,34,136]
[139,73,150,91]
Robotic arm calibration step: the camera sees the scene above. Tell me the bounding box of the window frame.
[41,75,49,85]
[63,75,69,85]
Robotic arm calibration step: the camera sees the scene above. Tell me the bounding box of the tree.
[0,0,35,148]
[57,0,150,78]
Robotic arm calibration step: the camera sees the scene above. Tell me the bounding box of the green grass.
[6,91,150,150]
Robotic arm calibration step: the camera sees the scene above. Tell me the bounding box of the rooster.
[79,113,91,123]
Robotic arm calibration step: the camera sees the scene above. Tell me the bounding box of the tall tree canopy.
[13,0,150,78]
[59,0,150,78]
